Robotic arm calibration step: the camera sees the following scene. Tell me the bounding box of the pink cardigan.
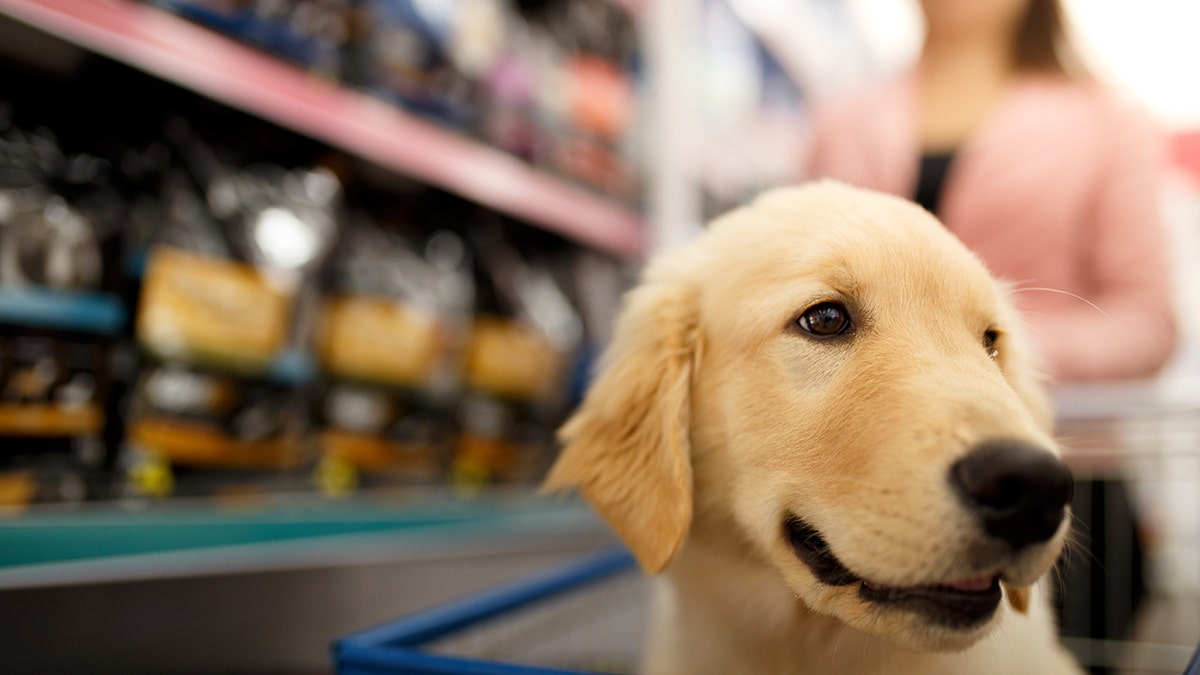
[805,72,1178,383]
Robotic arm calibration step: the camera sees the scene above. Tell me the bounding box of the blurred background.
[0,0,1195,673]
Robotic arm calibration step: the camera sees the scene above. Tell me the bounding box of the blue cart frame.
[333,547,639,675]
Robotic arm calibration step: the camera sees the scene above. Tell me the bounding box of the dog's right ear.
[542,261,700,574]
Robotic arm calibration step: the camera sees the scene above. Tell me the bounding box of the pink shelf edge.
[0,0,645,259]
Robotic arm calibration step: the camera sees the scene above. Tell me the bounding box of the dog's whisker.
[1008,285,1110,320]
[1064,512,1106,572]
[1051,558,1070,600]
[831,622,850,667]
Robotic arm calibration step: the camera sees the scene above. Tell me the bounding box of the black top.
[913,151,956,216]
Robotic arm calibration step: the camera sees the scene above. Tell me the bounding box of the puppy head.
[545,181,1071,652]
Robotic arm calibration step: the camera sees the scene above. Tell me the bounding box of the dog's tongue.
[943,576,994,592]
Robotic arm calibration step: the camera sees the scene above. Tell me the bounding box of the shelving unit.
[0,0,638,631]
[0,0,645,259]
[0,0,636,592]
[0,286,125,335]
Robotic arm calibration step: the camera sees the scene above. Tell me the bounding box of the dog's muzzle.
[784,516,1004,628]
[783,440,1073,630]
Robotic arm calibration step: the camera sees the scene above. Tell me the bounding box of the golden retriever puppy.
[545,182,1081,674]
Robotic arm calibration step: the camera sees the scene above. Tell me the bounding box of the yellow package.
[464,317,562,401]
[137,247,292,369]
[316,295,445,386]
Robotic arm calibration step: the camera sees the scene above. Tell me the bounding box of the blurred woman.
[806,0,1177,382]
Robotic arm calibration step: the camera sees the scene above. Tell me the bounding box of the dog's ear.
[1004,584,1031,614]
[543,263,700,574]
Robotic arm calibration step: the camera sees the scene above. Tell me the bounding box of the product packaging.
[155,0,355,78]
[350,0,479,130]
[0,124,127,505]
[512,0,642,203]
[311,214,473,495]
[123,128,340,498]
[452,222,582,490]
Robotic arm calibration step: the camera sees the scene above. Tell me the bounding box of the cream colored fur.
[545,182,1081,674]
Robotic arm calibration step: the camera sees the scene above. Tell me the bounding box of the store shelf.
[0,494,607,589]
[0,0,645,259]
[0,285,125,335]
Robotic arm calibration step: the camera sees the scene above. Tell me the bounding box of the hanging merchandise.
[452,221,582,490]
[476,25,540,162]
[153,0,356,78]
[350,0,479,131]
[0,118,127,506]
[510,0,642,203]
[123,121,340,498]
[0,325,116,505]
[0,0,647,506]
[311,212,473,495]
[153,0,646,206]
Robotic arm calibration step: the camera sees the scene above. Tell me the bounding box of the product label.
[0,471,37,507]
[0,333,106,436]
[314,382,448,480]
[316,295,445,387]
[568,56,632,140]
[128,418,299,469]
[452,391,550,487]
[137,247,292,369]
[128,363,301,470]
[464,317,562,401]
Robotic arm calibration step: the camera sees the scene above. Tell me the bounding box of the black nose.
[950,439,1074,549]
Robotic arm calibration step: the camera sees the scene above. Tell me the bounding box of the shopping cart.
[332,547,647,674]
[333,542,1200,675]
[1054,381,1200,674]
[333,385,1200,675]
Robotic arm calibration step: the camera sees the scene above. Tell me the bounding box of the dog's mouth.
[784,516,1002,628]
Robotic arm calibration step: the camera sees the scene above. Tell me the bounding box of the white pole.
[643,0,703,253]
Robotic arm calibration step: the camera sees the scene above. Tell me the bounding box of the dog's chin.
[818,585,1001,652]
[780,516,1053,652]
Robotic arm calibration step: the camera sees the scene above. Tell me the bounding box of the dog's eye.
[983,329,1000,360]
[797,303,851,337]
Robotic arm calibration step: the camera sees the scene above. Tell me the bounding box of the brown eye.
[984,329,1000,359]
[797,302,851,337]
